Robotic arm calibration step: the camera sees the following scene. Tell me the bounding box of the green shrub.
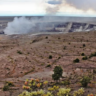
[83,44,86,47]
[2,85,9,91]
[6,81,14,87]
[52,66,63,81]
[49,55,52,59]
[52,74,60,82]
[57,88,71,96]
[89,52,96,58]
[45,36,48,39]
[81,53,85,56]
[80,76,91,87]
[82,56,88,60]
[93,69,96,74]
[46,64,51,67]
[73,88,85,96]
[73,58,80,63]
[63,46,66,50]
[17,50,23,54]
[61,80,70,86]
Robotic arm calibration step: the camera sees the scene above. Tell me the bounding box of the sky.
[1,0,96,16]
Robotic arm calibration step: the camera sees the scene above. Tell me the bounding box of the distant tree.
[52,66,63,82]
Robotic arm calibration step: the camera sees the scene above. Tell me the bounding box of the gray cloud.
[46,0,62,14]
[65,0,96,11]
[47,0,62,5]
[46,0,96,14]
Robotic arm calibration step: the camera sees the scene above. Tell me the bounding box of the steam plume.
[4,16,64,35]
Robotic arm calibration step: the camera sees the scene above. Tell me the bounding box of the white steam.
[4,16,64,35]
[4,17,38,35]
[4,16,96,35]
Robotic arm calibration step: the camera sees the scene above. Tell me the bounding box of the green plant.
[17,50,23,54]
[73,58,80,63]
[45,36,48,39]
[2,81,14,91]
[73,88,85,96]
[81,53,85,56]
[83,44,86,47]
[52,66,63,82]
[19,90,45,96]
[80,76,91,87]
[82,56,88,60]
[52,74,60,82]
[49,55,52,59]
[6,81,14,87]
[2,85,9,91]
[93,69,96,74]
[61,80,70,86]
[63,46,66,50]
[89,52,96,58]
[46,64,51,67]
[57,88,71,96]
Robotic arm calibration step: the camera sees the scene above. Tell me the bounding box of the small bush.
[61,80,70,86]
[57,88,71,96]
[81,53,85,56]
[80,76,91,87]
[45,36,48,39]
[46,64,51,67]
[2,85,9,91]
[6,81,14,87]
[82,56,88,60]
[73,88,85,96]
[93,69,96,74]
[63,46,66,50]
[73,58,80,63]
[49,55,52,59]
[17,50,23,54]
[83,44,86,47]
[89,52,96,58]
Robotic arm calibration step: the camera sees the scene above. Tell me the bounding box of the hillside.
[0,31,96,96]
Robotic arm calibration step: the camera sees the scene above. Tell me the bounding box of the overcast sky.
[0,0,96,16]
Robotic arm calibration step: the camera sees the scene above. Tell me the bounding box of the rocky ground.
[0,31,96,96]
